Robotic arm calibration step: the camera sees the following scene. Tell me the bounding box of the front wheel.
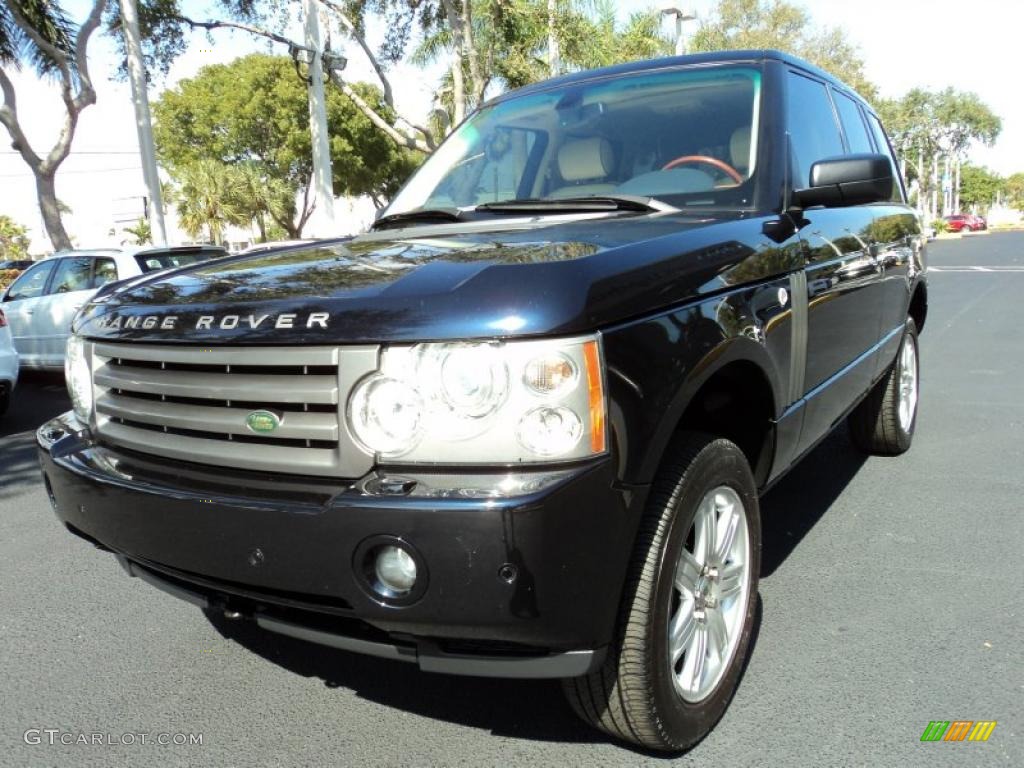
[848,318,919,455]
[563,433,760,751]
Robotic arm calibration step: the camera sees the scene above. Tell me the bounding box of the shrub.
[0,269,22,290]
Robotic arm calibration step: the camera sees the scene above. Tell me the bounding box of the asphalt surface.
[1,232,1021,767]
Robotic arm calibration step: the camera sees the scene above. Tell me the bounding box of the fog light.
[374,545,418,595]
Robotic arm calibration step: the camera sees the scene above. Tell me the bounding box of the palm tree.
[230,163,301,242]
[171,160,247,245]
[0,1,108,251]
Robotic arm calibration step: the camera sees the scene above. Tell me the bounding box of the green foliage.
[958,165,1002,211]
[0,0,77,76]
[410,0,669,126]
[153,54,419,234]
[0,215,31,260]
[879,87,1002,215]
[167,159,247,244]
[1004,173,1024,210]
[122,218,152,245]
[931,218,949,233]
[690,0,876,101]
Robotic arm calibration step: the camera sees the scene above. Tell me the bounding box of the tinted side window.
[5,261,55,301]
[92,258,119,288]
[50,257,94,294]
[786,72,844,188]
[866,114,905,202]
[833,91,874,154]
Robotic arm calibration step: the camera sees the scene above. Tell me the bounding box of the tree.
[690,0,876,101]
[878,87,1001,217]
[958,165,1002,212]
[412,0,669,111]
[0,214,31,259]
[122,217,152,245]
[0,0,108,251]
[1004,173,1024,211]
[153,54,418,235]
[135,1,669,154]
[168,159,247,245]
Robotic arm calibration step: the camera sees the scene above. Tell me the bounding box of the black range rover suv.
[39,50,926,751]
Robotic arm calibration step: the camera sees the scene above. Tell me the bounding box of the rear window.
[135,248,226,273]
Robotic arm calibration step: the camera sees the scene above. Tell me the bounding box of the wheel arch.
[909,279,927,333]
[636,338,782,489]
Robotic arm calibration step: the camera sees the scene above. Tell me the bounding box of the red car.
[966,214,987,231]
[942,214,966,231]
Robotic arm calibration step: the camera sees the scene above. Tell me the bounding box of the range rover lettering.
[38,51,926,751]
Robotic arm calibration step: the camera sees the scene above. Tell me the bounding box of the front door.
[33,256,99,366]
[1,260,57,366]
[784,70,887,454]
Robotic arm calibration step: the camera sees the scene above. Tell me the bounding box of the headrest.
[730,126,752,173]
[557,137,614,182]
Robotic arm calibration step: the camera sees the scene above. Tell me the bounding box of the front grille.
[91,342,379,477]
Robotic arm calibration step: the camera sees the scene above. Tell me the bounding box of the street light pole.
[303,0,335,237]
[119,0,167,246]
[660,4,697,56]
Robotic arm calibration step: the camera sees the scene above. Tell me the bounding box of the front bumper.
[38,413,643,678]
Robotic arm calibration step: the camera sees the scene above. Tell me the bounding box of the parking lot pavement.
[1,234,1021,767]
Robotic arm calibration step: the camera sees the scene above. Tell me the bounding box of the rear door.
[0,260,57,366]
[786,70,885,455]
[864,110,920,368]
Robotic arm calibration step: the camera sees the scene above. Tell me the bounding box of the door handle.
[25,309,34,315]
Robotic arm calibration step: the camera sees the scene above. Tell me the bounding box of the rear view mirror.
[793,153,893,208]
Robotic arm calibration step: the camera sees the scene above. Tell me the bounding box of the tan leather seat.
[548,137,616,198]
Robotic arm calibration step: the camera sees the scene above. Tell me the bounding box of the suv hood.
[75,212,767,344]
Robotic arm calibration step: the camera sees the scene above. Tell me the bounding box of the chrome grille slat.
[89,342,379,478]
[94,365,339,404]
[99,421,340,475]
[92,342,340,367]
[97,392,339,442]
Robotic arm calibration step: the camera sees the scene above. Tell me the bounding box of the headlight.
[65,335,93,421]
[348,335,606,463]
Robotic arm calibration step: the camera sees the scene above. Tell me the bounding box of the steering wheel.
[661,154,744,184]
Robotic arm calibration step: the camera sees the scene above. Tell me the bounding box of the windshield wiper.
[371,208,463,231]
[475,194,675,214]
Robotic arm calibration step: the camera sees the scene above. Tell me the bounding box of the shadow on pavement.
[204,609,604,746]
[1,371,70,501]
[759,428,868,578]
[199,433,865,749]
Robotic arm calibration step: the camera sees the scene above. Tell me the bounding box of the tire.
[562,433,761,751]
[848,318,919,456]
[0,389,8,418]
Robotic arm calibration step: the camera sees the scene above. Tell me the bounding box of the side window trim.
[785,68,845,190]
[41,258,60,296]
[825,88,850,154]
[831,87,874,156]
[865,111,908,203]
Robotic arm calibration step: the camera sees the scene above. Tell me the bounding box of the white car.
[0,306,18,417]
[1,246,225,370]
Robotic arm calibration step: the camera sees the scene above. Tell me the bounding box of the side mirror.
[793,153,893,209]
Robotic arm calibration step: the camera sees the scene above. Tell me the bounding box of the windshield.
[387,65,762,217]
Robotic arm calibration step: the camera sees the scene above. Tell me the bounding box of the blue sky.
[1,0,1020,248]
